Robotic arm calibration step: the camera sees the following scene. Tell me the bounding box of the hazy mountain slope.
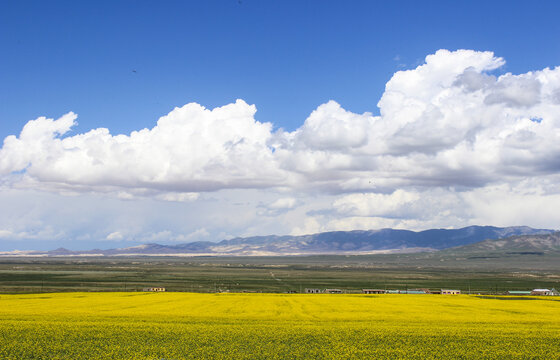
[43,225,556,256]
[194,225,553,254]
[444,232,560,254]
[2,225,554,257]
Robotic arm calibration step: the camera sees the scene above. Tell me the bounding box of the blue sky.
[1,1,560,251]
[2,0,559,136]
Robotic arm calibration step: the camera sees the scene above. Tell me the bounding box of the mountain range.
[1,225,556,257]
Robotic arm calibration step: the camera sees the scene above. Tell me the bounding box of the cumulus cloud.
[484,74,542,107]
[2,49,560,240]
[274,49,560,192]
[285,101,374,150]
[0,100,283,195]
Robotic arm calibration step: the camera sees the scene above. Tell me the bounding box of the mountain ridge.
[0,225,555,257]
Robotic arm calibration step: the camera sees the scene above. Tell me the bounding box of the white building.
[325,289,343,294]
[531,288,559,296]
[143,287,166,292]
[441,289,461,295]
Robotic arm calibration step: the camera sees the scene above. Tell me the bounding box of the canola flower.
[0,292,559,359]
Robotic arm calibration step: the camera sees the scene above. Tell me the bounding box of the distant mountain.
[443,232,560,254]
[0,225,554,257]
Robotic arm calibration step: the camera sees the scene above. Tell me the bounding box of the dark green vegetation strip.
[1,252,558,294]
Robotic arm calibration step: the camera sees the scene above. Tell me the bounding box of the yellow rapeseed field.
[0,292,559,359]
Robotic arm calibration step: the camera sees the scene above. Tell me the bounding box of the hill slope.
[1,225,554,257]
[444,232,560,254]
[44,225,556,256]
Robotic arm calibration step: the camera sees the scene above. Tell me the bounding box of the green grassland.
[0,292,559,359]
[1,251,559,294]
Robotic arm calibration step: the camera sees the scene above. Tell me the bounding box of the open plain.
[1,251,559,294]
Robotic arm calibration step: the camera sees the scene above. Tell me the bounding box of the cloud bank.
[2,49,560,247]
[2,49,560,198]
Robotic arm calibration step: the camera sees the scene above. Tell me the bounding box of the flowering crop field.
[0,293,559,359]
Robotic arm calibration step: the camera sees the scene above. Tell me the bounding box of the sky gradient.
[1,1,560,250]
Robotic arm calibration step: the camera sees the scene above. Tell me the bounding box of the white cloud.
[2,49,560,249]
[268,197,297,210]
[333,190,421,217]
[287,100,374,150]
[0,226,65,241]
[0,230,13,238]
[461,181,560,229]
[290,217,322,236]
[3,50,560,195]
[156,192,199,202]
[183,228,210,241]
[106,231,124,241]
[0,100,283,195]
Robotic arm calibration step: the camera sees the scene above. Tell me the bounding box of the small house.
[143,287,166,292]
[362,289,386,294]
[441,289,461,295]
[305,288,321,294]
[531,288,559,296]
[325,289,343,294]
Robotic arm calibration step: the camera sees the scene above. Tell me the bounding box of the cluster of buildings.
[305,288,460,295]
[142,286,559,296]
[507,288,559,296]
[304,288,560,296]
